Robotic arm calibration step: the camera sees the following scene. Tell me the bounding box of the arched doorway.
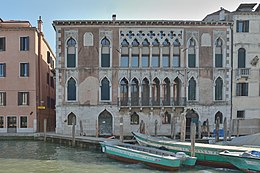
[186,109,199,136]
[98,110,113,136]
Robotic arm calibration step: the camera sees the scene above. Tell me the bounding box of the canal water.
[0,141,242,173]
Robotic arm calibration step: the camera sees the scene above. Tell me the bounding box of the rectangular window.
[0,116,3,128]
[236,20,249,33]
[188,54,196,68]
[50,76,54,88]
[47,73,49,85]
[131,55,139,68]
[20,116,27,128]
[173,55,180,67]
[162,55,170,67]
[20,63,29,77]
[215,54,223,68]
[0,37,6,51]
[142,55,149,68]
[20,36,29,51]
[120,55,129,67]
[0,63,6,77]
[237,110,245,119]
[18,92,29,105]
[47,51,51,64]
[151,55,159,68]
[236,83,248,96]
[0,92,6,106]
[47,96,50,108]
[101,54,110,67]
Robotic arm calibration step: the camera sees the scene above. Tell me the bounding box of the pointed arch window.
[132,39,139,68]
[238,48,246,68]
[101,37,110,67]
[131,78,139,106]
[215,77,223,100]
[68,112,76,125]
[142,39,149,68]
[162,78,170,106]
[130,112,139,125]
[188,38,196,68]
[162,111,171,124]
[142,78,150,106]
[67,78,76,101]
[162,39,170,68]
[67,38,76,68]
[152,39,160,67]
[152,78,160,106]
[215,111,223,124]
[173,39,180,67]
[215,38,223,68]
[120,78,128,106]
[121,39,129,67]
[188,77,196,100]
[173,78,181,105]
[101,77,110,100]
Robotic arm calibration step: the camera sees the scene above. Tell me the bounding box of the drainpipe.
[229,23,234,139]
[37,16,43,132]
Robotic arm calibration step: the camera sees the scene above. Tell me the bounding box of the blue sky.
[1,0,259,51]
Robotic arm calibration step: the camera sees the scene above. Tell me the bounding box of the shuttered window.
[236,83,248,96]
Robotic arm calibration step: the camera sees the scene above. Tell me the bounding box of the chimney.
[219,7,225,21]
[37,16,43,33]
[112,14,116,22]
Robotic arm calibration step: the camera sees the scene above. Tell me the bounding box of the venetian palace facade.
[53,16,232,136]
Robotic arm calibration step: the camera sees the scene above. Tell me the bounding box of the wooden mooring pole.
[223,117,227,142]
[44,118,47,142]
[190,122,196,157]
[215,117,220,142]
[72,118,76,147]
[119,116,123,142]
[154,120,158,137]
[180,114,186,142]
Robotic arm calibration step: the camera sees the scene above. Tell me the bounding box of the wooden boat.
[219,150,260,173]
[100,140,196,171]
[132,132,260,169]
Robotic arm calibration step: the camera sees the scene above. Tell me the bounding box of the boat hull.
[219,152,260,173]
[100,142,181,171]
[132,132,258,169]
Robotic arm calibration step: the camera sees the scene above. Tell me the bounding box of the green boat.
[100,140,196,171]
[219,150,260,173]
[132,132,260,169]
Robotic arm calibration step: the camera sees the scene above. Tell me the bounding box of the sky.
[1,0,259,52]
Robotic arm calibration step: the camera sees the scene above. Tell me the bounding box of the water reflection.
[0,141,241,173]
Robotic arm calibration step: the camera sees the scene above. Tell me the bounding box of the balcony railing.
[118,97,187,107]
[236,68,250,78]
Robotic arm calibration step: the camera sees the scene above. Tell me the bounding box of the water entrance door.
[98,110,112,136]
[7,116,17,133]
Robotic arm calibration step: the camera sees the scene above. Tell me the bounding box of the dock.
[0,132,135,148]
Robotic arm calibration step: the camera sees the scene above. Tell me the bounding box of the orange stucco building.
[0,17,56,133]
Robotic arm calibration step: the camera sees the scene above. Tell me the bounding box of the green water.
[0,141,241,173]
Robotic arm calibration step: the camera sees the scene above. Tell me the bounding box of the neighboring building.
[53,16,232,136]
[204,3,260,135]
[0,17,56,133]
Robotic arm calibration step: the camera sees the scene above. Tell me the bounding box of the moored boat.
[100,140,196,171]
[132,132,260,169]
[219,150,260,173]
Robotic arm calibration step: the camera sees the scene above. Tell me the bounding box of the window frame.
[20,116,27,128]
[20,62,29,77]
[236,83,248,96]
[0,37,6,51]
[20,36,29,51]
[0,92,6,106]
[18,92,29,106]
[0,63,6,77]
